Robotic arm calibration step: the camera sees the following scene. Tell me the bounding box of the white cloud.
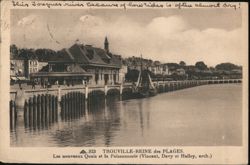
[146,16,188,37]
[17,15,37,27]
[79,15,104,27]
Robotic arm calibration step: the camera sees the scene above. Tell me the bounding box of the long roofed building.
[31,37,123,86]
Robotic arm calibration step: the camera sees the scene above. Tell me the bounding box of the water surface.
[10,84,242,147]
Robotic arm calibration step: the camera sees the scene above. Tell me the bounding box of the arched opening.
[106,88,120,107]
[122,88,133,100]
[88,90,105,112]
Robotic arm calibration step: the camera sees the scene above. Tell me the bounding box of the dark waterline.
[10,84,242,147]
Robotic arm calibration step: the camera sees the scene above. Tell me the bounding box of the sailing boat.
[133,55,157,98]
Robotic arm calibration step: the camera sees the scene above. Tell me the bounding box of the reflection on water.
[10,84,242,147]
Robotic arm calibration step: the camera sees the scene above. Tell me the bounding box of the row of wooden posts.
[156,81,207,93]
[9,100,17,130]
[60,92,85,120]
[23,94,58,129]
[9,92,94,130]
[60,91,118,119]
[9,95,59,130]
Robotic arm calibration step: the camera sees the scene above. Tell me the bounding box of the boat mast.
[135,54,142,89]
[140,54,143,72]
[140,54,144,88]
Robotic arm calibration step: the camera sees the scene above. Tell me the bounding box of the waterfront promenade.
[10,79,242,107]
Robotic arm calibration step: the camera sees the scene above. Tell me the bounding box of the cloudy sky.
[11,9,243,66]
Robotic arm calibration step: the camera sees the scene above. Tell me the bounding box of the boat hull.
[133,89,157,98]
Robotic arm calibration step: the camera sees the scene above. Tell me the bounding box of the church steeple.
[104,36,109,53]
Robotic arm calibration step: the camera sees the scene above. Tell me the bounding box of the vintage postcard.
[0,1,248,164]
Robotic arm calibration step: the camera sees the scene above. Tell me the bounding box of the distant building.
[162,64,169,75]
[164,63,181,75]
[149,61,163,75]
[176,68,186,75]
[10,58,25,77]
[125,56,153,72]
[10,52,39,80]
[38,61,49,72]
[184,65,197,72]
[231,68,242,74]
[28,59,39,75]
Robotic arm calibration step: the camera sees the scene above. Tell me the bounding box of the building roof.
[54,44,122,68]
[32,63,92,77]
[50,49,75,62]
[35,49,57,62]
[40,63,88,73]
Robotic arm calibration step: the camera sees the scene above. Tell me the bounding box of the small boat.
[132,55,157,98]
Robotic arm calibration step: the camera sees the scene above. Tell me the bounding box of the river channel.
[10,84,242,147]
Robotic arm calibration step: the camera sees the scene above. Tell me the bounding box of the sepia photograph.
[1,1,248,164]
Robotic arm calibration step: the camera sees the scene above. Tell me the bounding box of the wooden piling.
[10,100,16,130]
[55,96,58,122]
[60,96,64,120]
[78,92,81,117]
[79,92,82,117]
[66,94,70,120]
[75,92,79,118]
[49,95,52,123]
[37,95,41,128]
[10,100,13,129]
[64,95,67,120]
[76,92,79,118]
[78,93,81,116]
[51,95,55,122]
[72,92,75,118]
[24,100,28,128]
[69,92,73,120]
[75,92,78,118]
[33,95,37,129]
[28,97,33,128]
[41,94,45,127]
[64,94,68,120]
[45,94,49,124]
[81,93,84,116]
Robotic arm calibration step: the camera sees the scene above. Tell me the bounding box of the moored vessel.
[132,55,157,98]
